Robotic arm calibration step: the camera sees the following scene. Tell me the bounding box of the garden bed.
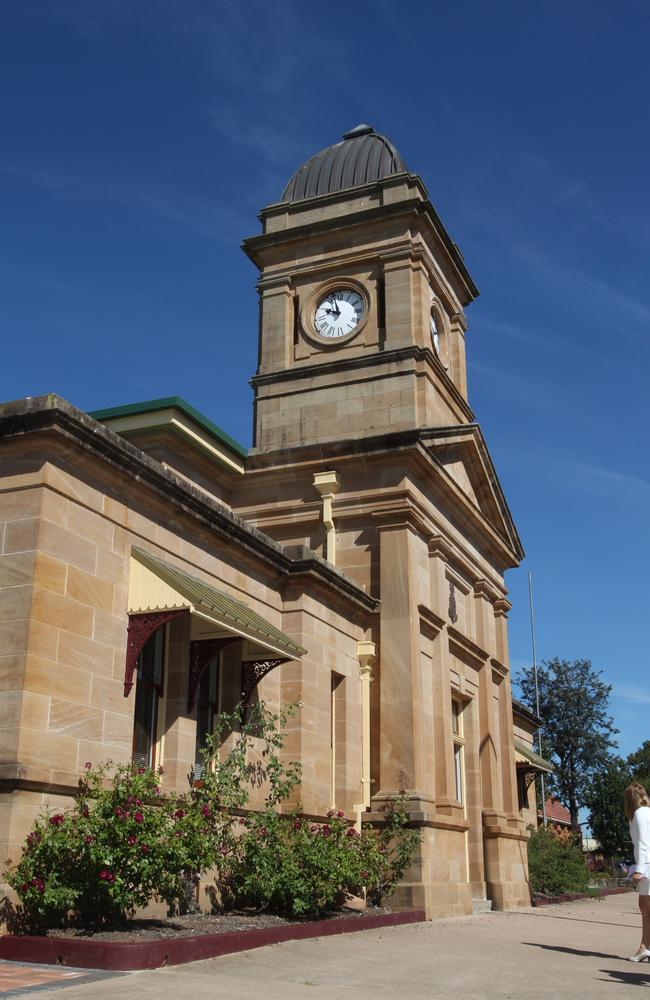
[532,885,634,906]
[0,908,426,970]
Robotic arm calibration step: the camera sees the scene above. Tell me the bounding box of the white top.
[630,805,650,878]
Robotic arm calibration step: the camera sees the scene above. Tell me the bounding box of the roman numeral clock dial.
[314,289,365,339]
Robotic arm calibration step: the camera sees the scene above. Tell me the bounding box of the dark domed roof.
[281,125,407,203]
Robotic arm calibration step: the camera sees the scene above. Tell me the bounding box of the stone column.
[376,516,425,795]
[354,640,376,827]
[382,254,416,349]
[427,538,456,807]
[473,584,501,817]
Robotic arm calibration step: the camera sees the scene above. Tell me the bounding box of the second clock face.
[314,289,365,339]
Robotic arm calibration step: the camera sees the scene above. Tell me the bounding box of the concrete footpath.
[4,892,649,999]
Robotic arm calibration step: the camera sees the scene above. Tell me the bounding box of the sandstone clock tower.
[235,126,530,918]
[244,124,477,451]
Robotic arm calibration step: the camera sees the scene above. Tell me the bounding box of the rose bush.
[6,703,419,927]
[221,797,419,917]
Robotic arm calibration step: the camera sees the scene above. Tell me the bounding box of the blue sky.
[2,1,648,758]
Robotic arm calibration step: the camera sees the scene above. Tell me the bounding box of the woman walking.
[625,782,650,962]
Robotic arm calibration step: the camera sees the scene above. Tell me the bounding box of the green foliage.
[527,826,591,896]
[584,756,633,859]
[6,703,300,929]
[7,763,204,927]
[6,703,420,928]
[627,740,650,793]
[517,658,618,829]
[221,797,419,918]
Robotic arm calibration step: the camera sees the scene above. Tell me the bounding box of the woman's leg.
[640,895,650,949]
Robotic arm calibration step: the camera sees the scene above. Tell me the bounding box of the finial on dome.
[342,124,375,140]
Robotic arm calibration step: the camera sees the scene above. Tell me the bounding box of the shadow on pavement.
[598,968,650,987]
[522,942,626,962]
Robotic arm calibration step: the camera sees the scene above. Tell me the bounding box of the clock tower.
[244,124,479,451]
[237,126,529,918]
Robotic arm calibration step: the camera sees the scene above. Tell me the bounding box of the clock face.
[430,313,440,354]
[314,289,365,339]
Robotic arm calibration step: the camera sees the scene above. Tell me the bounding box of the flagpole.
[528,571,547,827]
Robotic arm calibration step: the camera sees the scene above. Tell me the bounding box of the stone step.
[472,898,493,914]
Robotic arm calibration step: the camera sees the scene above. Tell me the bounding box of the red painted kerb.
[0,909,426,971]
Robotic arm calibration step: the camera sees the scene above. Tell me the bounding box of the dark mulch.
[42,907,391,942]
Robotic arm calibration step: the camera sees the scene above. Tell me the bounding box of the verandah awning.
[128,546,306,660]
[514,737,554,774]
[124,547,306,699]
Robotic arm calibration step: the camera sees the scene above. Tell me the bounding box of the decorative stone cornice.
[417,604,446,637]
[447,625,489,670]
[494,597,512,618]
[0,395,379,614]
[490,656,509,678]
[450,310,469,333]
[371,500,431,539]
[473,578,501,603]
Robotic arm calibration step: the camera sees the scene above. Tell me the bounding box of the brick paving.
[0,961,122,997]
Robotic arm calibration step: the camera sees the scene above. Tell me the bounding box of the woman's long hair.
[624,782,650,821]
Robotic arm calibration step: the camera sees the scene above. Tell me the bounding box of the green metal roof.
[90,396,248,459]
[514,738,554,774]
[132,547,305,660]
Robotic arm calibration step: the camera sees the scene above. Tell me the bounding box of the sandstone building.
[0,126,534,916]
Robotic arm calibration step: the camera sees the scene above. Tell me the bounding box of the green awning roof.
[131,547,306,660]
[514,738,554,774]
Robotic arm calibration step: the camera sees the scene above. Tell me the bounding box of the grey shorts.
[639,877,650,896]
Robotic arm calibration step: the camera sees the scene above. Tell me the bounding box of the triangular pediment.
[420,425,524,561]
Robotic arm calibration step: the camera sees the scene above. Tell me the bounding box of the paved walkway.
[2,893,648,999]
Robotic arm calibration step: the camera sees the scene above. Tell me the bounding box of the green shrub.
[6,704,298,929]
[6,703,420,927]
[527,826,591,896]
[5,762,225,928]
[221,796,419,918]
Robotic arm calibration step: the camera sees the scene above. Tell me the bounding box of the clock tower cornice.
[243,192,478,308]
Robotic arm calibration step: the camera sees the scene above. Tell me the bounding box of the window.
[452,698,465,806]
[132,627,166,769]
[194,658,220,777]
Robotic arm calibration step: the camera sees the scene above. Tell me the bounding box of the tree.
[627,741,650,791]
[517,658,618,831]
[584,756,632,860]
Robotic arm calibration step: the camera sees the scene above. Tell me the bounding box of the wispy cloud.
[556,460,650,496]
[510,241,650,334]
[1,160,246,244]
[613,684,650,705]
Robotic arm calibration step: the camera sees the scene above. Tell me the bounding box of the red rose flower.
[84,762,92,770]
[337,810,345,818]
[140,843,150,853]
[201,805,211,818]
[127,835,137,845]
[84,835,93,844]
[49,814,64,826]
[134,811,144,823]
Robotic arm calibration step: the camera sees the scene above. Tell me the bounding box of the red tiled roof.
[540,798,572,824]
